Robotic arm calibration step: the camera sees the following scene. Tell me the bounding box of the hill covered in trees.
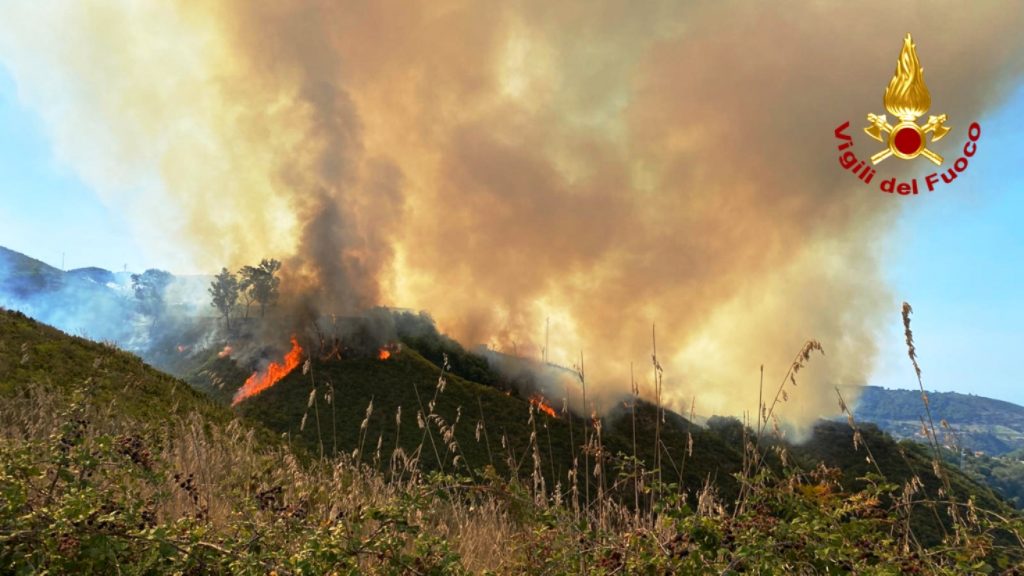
[854,385,1024,456]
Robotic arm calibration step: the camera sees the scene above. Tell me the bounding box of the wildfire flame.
[232,337,304,406]
[217,345,233,358]
[176,345,187,353]
[530,394,559,419]
[884,33,931,121]
[378,348,391,360]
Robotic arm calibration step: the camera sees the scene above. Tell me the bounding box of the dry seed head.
[902,302,923,379]
[307,389,316,408]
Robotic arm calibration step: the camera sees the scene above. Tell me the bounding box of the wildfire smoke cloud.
[2,2,1023,427]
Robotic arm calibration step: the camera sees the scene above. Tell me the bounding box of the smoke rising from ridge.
[1,1,1022,426]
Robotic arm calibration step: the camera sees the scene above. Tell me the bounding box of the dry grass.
[2,303,1023,574]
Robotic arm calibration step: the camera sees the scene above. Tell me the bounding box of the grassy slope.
[795,420,1014,543]
[188,339,1022,526]
[3,301,1013,530]
[0,246,64,296]
[0,307,232,430]
[191,346,745,499]
[3,305,1022,568]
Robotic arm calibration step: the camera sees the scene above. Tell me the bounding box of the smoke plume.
[2,1,1022,426]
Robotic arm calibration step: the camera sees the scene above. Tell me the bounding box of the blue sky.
[1,61,1022,405]
[0,68,145,272]
[870,84,1024,405]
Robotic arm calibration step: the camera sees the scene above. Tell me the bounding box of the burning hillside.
[5,2,1024,431]
[530,394,559,419]
[232,336,304,406]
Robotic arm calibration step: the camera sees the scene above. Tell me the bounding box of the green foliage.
[130,269,173,324]
[961,451,1024,509]
[855,385,1024,456]
[192,342,743,505]
[4,307,1024,574]
[238,259,281,319]
[391,310,502,388]
[208,268,239,330]
[0,308,225,425]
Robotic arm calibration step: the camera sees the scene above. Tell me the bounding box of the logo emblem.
[864,34,950,165]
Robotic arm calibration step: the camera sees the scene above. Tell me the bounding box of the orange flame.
[232,337,303,406]
[218,345,233,358]
[378,348,391,360]
[530,394,559,418]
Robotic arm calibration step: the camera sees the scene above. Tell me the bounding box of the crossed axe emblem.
[864,113,950,165]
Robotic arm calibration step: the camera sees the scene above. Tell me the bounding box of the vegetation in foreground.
[2,306,1024,574]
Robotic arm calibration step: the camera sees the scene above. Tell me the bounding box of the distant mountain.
[0,246,65,297]
[65,266,131,286]
[853,385,1024,456]
[0,246,136,345]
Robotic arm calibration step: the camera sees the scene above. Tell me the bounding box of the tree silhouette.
[238,259,281,319]
[130,269,173,326]
[209,267,239,330]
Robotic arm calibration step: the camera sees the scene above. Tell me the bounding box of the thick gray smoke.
[1,2,1023,427]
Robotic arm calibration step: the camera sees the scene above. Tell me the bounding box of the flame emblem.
[864,34,950,165]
